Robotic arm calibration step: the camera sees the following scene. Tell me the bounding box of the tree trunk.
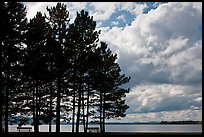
[72,85,75,133]
[49,61,53,132]
[32,80,36,131]
[49,80,52,132]
[102,92,106,133]
[72,55,76,133]
[85,83,90,133]
[99,90,102,133]
[76,86,81,133]
[0,34,2,133]
[5,68,10,133]
[82,88,86,132]
[0,82,2,132]
[34,80,39,132]
[56,75,61,133]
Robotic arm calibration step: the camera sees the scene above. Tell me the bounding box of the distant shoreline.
[160,120,202,124]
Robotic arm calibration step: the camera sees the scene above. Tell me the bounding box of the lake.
[8,124,202,133]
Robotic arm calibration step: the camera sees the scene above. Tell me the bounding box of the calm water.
[9,124,202,133]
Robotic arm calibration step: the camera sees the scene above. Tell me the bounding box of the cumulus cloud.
[24,2,58,20]
[126,84,202,113]
[89,2,118,21]
[107,109,202,122]
[137,2,202,43]
[99,2,202,85]
[119,2,148,16]
[98,2,202,119]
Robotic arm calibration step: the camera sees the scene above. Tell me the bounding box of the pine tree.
[1,2,27,133]
[24,11,50,132]
[46,3,70,132]
[45,24,57,133]
[95,42,130,133]
[68,9,100,133]
[0,2,6,132]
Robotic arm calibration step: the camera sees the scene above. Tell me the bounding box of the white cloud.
[111,21,119,26]
[162,36,189,56]
[24,2,90,23]
[66,2,89,11]
[126,84,202,114]
[99,2,202,85]
[24,2,58,20]
[119,2,148,16]
[108,109,202,122]
[89,2,118,21]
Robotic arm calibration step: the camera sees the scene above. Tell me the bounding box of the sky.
[23,2,202,123]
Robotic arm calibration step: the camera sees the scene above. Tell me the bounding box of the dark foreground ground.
[1,132,202,137]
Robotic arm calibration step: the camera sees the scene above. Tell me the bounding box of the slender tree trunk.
[82,88,86,132]
[5,68,10,133]
[32,80,36,131]
[102,92,106,133]
[76,86,81,133]
[99,90,102,133]
[34,80,39,132]
[76,70,82,133]
[38,82,41,131]
[49,80,52,132]
[72,66,76,133]
[0,49,2,132]
[76,51,83,133]
[0,37,2,133]
[72,82,76,133]
[0,80,2,132]
[49,61,53,132]
[56,74,61,133]
[56,21,62,133]
[0,93,2,132]
[85,83,90,133]
[0,107,2,133]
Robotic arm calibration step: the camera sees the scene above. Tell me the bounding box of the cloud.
[24,2,90,23]
[111,21,119,26]
[126,84,202,114]
[99,2,202,85]
[119,2,148,16]
[98,2,202,119]
[107,109,202,122]
[89,2,118,21]
[137,2,202,43]
[167,40,202,84]
[24,2,58,20]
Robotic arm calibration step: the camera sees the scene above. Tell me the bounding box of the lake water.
[9,124,202,133]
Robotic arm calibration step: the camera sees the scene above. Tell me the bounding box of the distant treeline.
[160,121,202,124]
